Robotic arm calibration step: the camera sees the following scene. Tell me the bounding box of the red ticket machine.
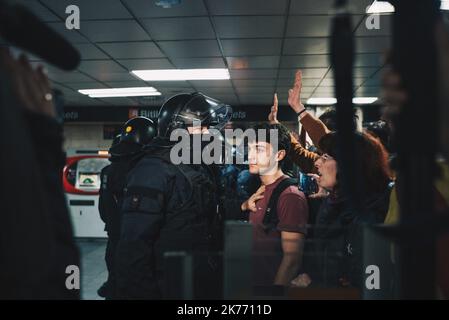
[63,151,110,238]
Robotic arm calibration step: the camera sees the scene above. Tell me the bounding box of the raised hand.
[268,93,280,124]
[241,185,266,212]
[0,48,55,118]
[290,273,312,288]
[288,70,305,114]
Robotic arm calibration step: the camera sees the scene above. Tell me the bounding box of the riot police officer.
[97,116,157,299]
[115,92,232,300]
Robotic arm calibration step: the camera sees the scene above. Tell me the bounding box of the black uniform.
[115,93,233,300]
[98,117,157,299]
[115,142,221,299]
[98,157,136,298]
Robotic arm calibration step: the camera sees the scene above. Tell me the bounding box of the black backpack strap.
[263,178,298,233]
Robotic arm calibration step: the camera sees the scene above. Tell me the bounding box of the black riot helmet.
[109,116,157,156]
[157,92,233,138]
[111,134,121,148]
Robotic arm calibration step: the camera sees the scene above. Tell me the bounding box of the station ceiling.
[4,0,394,107]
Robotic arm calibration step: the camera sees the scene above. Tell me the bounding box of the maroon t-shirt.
[249,175,309,286]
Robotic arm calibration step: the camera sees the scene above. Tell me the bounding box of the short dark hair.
[249,123,291,166]
[365,120,391,151]
[318,108,359,132]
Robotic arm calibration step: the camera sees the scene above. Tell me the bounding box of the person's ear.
[277,149,286,162]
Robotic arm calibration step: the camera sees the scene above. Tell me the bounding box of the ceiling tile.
[117,58,175,70]
[276,86,316,94]
[230,69,278,79]
[289,0,372,15]
[72,43,110,59]
[354,53,384,67]
[195,87,236,95]
[319,77,367,87]
[237,87,275,94]
[283,38,329,55]
[158,40,221,57]
[227,56,280,69]
[80,20,151,42]
[98,42,165,59]
[103,81,149,88]
[148,81,193,88]
[88,72,138,82]
[355,86,381,95]
[214,16,285,39]
[190,80,232,88]
[353,67,380,78]
[49,71,95,83]
[66,82,108,90]
[314,87,335,94]
[171,57,226,68]
[277,78,321,86]
[326,67,379,79]
[286,15,332,37]
[157,87,195,94]
[363,76,381,87]
[355,37,391,53]
[233,79,275,87]
[124,0,208,18]
[78,60,127,74]
[208,0,289,15]
[222,39,282,56]
[141,17,214,40]
[289,0,334,15]
[318,78,335,86]
[310,92,337,98]
[280,55,330,68]
[46,22,90,43]
[41,0,132,19]
[278,68,328,79]
[211,94,239,103]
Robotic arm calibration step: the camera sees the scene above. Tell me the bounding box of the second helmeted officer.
[98,116,156,299]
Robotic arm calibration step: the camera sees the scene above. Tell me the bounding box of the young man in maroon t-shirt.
[241,123,309,287]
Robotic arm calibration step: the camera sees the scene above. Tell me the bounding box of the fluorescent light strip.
[306,97,378,105]
[366,1,394,14]
[132,68,230,81]
[307,98,337,105]
[79,87,157,95]
[367,0,449,14]
[78,87,160,98]
[88,92,162,98]
[353,97,378,104]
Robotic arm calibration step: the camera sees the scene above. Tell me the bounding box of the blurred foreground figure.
[0,48,79,299]
[381,19,449,298]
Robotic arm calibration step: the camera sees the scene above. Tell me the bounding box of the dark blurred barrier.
[389,0,440,299]
[163,223,398,300]
[0,0,80,70]
[330,0,362,220]
[0,0,80,299]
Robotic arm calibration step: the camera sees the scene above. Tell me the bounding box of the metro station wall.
[63,123,113,151]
